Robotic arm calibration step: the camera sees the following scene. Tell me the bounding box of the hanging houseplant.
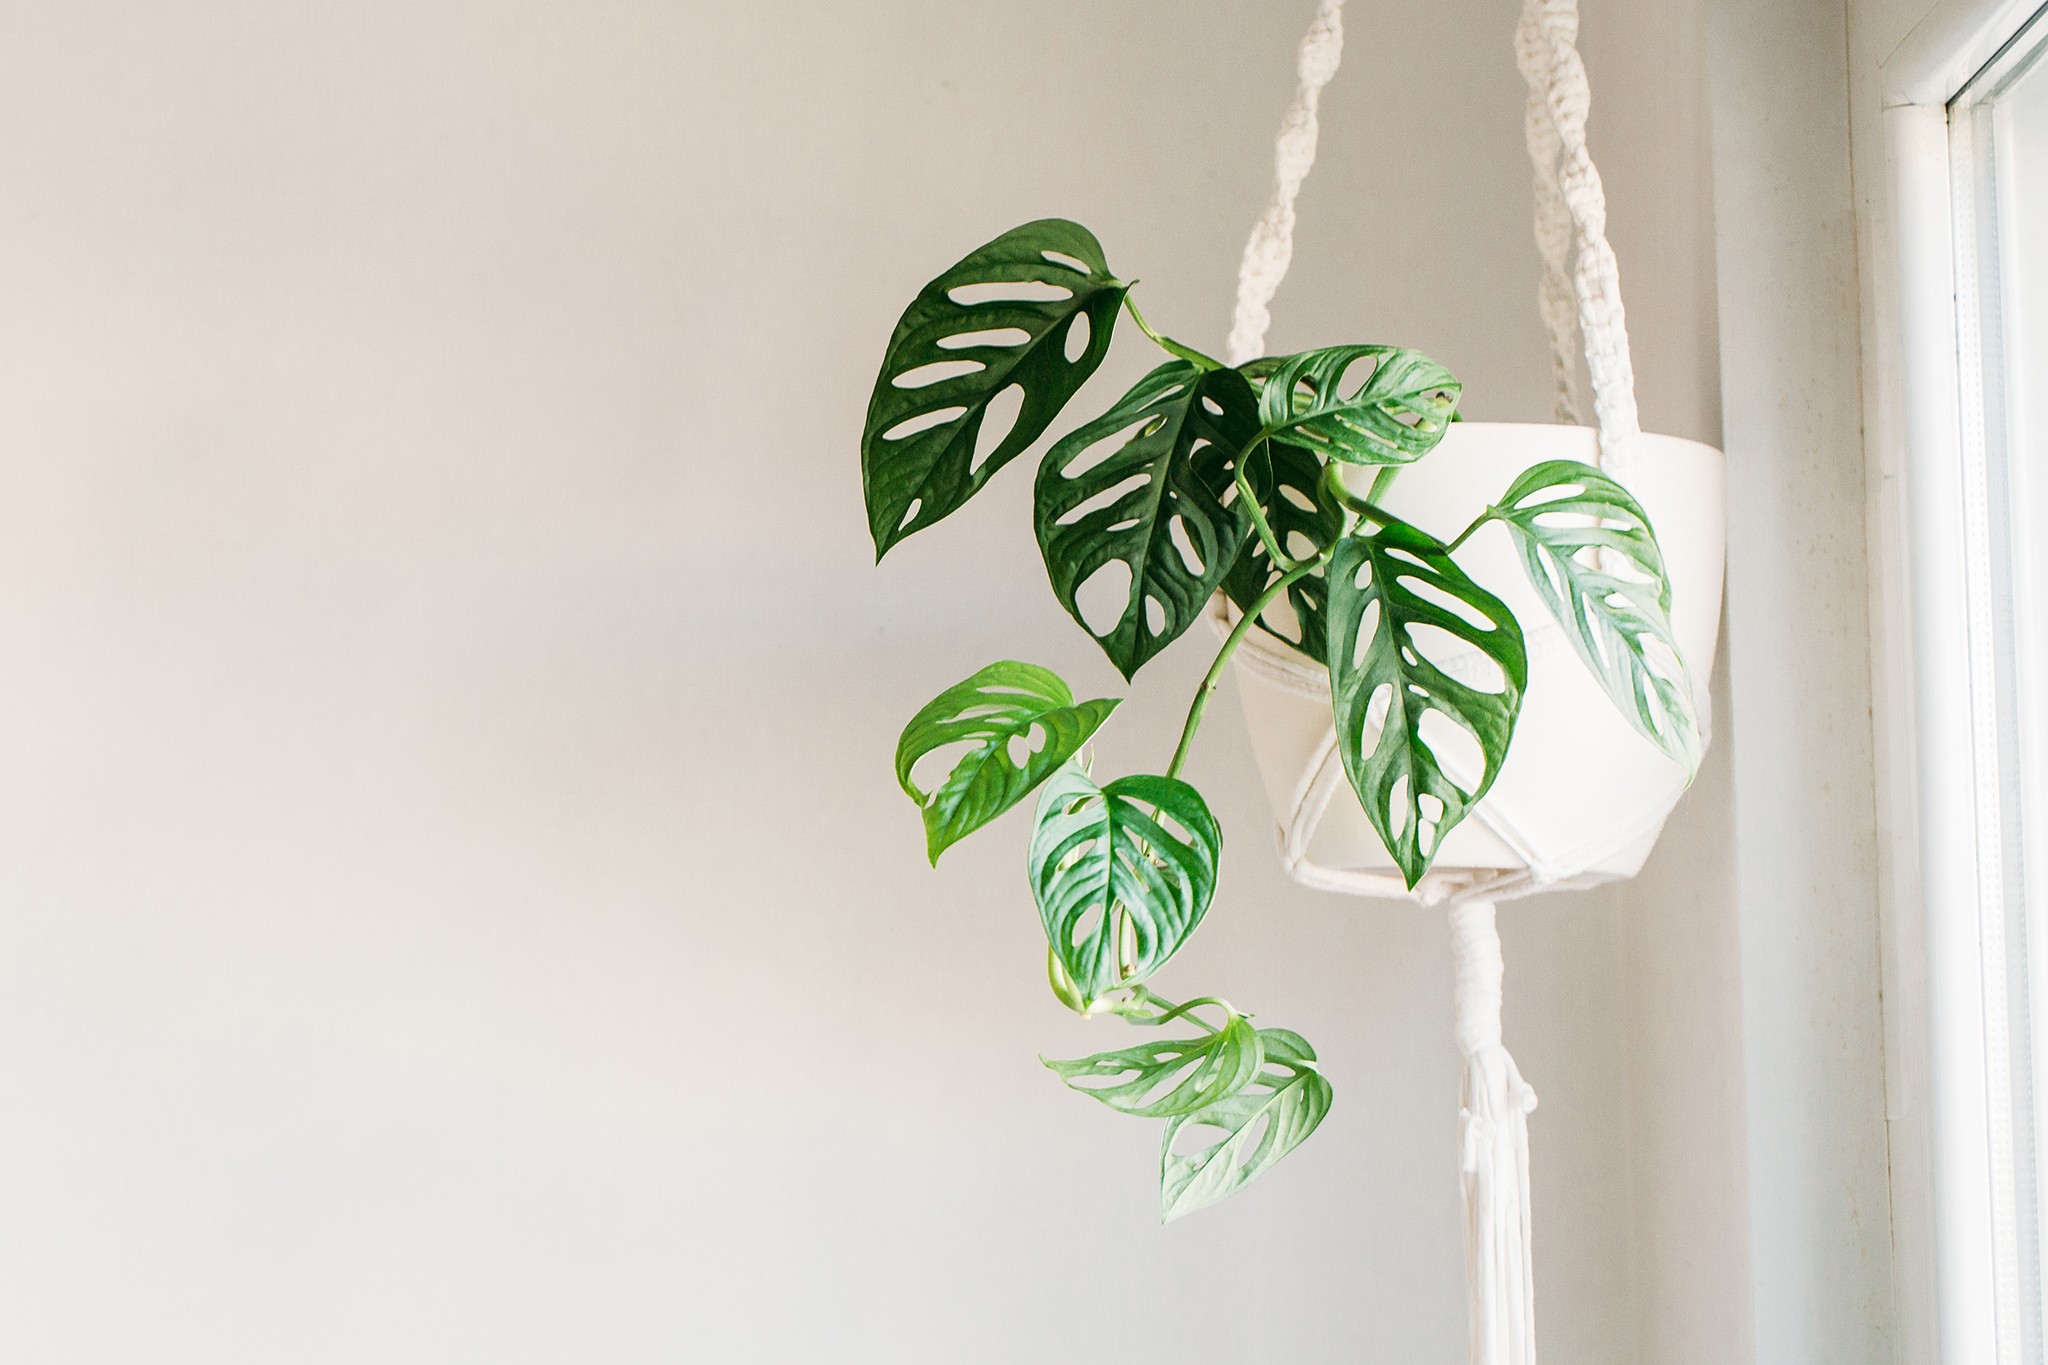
[861,2,1724,1358]
[862,219,1696,1218]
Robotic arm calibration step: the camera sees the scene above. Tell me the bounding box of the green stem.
[1122,292,1223,371]
[1165,549,1332,782]
[1234,440,1292,573]
[1321,460,1395,525]
[1368,465,1402,502]
[1446,507,1495,553]
[1120,986,1229,1033]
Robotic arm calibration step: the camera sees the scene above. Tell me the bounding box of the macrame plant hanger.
[1225,3,1645,1362]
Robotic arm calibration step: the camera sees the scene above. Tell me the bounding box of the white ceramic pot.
[1213,422,1726,903]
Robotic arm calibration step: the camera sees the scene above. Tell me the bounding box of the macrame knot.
[1296,3,1344,85]
[1516,0,1640,468]
[1449,898,1538,1365]
[1225,0,1347,367]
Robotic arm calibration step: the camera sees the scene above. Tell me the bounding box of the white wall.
[0,3,1721,1360]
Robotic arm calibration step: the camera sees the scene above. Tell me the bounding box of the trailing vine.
[865,219,1696,1220]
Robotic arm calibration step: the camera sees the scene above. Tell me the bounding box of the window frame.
[1874,4,2048,1362]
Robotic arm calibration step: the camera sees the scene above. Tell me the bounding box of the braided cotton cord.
[1516,9,1587,427]
[1219,9,1652,1363]
[1516,0,1642,470]
[1224,0,1346,367]
[1451,899,1539,1365]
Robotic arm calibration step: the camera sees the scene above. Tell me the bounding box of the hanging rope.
[1450,898,1539,1365]
[1517,8,1586,427]
[1515,0,1641,471]
[1224,0,1347,367]
[1219,5,1650,1363]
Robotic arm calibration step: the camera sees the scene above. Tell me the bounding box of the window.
[1950,9,2048,1359]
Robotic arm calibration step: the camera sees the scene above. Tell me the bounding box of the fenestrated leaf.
[1043,1010,1263,1118]
[1222,437,1343,661]
[1326,516,1527,887]
[863,219,1127,557]
[896,662,1119,864]
[1159,1027,1332,1222]
[1028,763,1221,1007]
[1036,362,1261,680]
[1491,460,1701,774]
[1255,345,1461,466]
[1047,947,1090,1015]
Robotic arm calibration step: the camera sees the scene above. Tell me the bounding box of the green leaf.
[1222,437,1343,661]
[895,662,1119,864]
[1043,1011,1263,1118]
[1491,460,1701,774]
[1326,516,1527,887]
[1028,763,1221,1007]
[863,219,1128,558]
[1159,1028,1332,1222]
[1254,345,1461,466]
[1035,362,1261,681]
[1047,947,1091,1015]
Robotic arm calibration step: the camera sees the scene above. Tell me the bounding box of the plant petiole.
[1165,546,1335,782]
[1122,291,1223,371]
[1117,986,1231,1033]
[1446,507,1496,554]
[1234,440,1294,573]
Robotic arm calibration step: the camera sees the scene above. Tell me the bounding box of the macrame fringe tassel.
[1449,898,1539,1365]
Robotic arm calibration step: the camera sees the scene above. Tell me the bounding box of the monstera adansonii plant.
[863,219,1699,1222]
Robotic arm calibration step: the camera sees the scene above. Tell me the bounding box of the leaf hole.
[1279,484,1316,513]
[1416,709,1485,794]
[1407,623,1506,693]
[1200,395,1225,417]
[1334,353,1383,398]
[1058,416,1155,480]
[948,280,1072,306]
[1169,517,1206,575]
[1285,531,1317,562]
[1077,560,1133,636]
[939,327,1032,351]
[892,359,985,390]
[898,498,922,531]
[1055,472,1150,528]
[1350,600,1382,670]
[1398,575,1499,631]
[907,739,982,797]
[1169,1114,1240,1158]
[1516,483,1588,509]
[1144,596,1166,636]
[883,407,968,442]
[1041,250,1091,275]
[1064,311,1091,364]
[972,385,1025,475]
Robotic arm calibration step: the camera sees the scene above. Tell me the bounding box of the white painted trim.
[1887,0,2045,104]
[1869,6,2047,1361]
[1883,99,2000,1365]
